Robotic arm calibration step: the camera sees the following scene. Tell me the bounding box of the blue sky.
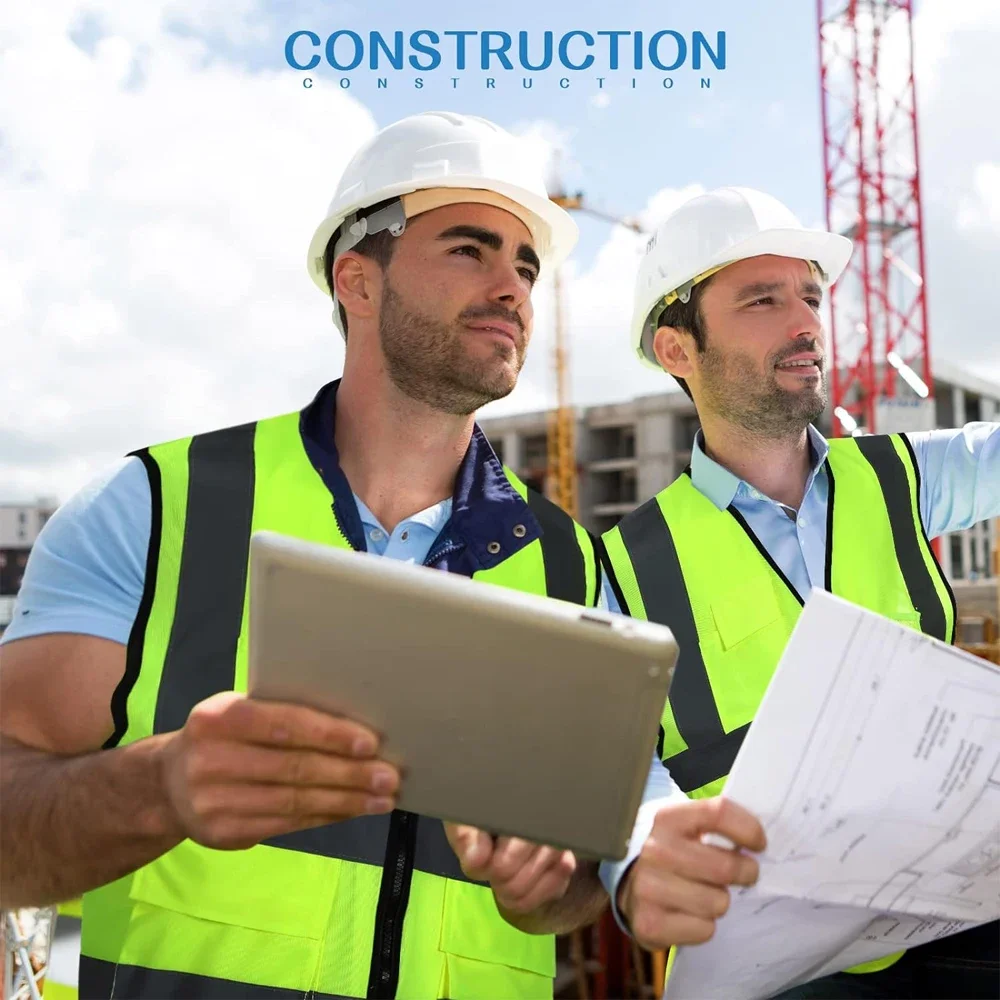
[258,0,831,263]
[2,0,998,501]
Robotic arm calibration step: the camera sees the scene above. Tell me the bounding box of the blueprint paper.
[666,590,1000,1000]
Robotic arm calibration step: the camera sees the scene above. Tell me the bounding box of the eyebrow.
[436,225,541,276]
[734,279,824,301]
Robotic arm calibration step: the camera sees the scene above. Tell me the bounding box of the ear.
[333,253,379,327]
[652,325,696,381]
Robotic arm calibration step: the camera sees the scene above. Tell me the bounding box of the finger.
[189,742,399,795]
[189,692,383,757]
[190,782,395,822]
[503,864,575,915]
[649,835,759,888]
[629,867,730,921]
[499,850,576,912]
[490,837,541,882]
[631,908,718,950]
[443,822,464,854]
[498,847,573,901]
[654,797,766,853]
[449,826,495,878]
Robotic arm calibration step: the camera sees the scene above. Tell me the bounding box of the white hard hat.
[631,186,854,370]
[307,111,578,334]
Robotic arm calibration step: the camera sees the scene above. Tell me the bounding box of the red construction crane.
[818,0,935,436]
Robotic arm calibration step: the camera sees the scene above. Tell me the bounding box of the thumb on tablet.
[444,822,493,875]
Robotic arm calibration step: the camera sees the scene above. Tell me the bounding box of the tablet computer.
[247,530,676,859]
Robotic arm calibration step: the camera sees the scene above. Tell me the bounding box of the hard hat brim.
[633,227,854,370]
[307,177,578,297]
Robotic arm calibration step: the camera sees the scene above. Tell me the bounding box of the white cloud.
[3,1,998,506]
[589,92,611,110]
[911,2,1000,382]
[1,1,375,502]
[957,163,1000,232]
[509,118,580,199]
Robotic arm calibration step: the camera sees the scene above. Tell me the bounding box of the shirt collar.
[298,379,541,565]
[354,494,454,535]
[690,424,830,510]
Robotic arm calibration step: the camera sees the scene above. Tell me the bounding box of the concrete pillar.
[502,431,521,471]
[961,527,974,582]
[988,519,998,579]
[940,531,954,580]
[953,386,967,426]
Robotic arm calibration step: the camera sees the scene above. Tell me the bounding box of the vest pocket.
[128,840,337,939]
[709,578,782,652]
[440,879,555,978]
[703,579,792,739]
[118,841,338,993]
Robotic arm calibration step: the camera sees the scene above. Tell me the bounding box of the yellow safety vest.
[602,433,955,974]
[79,410,600,999]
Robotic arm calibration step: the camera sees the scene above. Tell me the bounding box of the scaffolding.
[2,908,55,1000]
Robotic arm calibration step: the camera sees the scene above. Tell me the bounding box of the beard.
[699,339,827,439]
[377,281,525,416]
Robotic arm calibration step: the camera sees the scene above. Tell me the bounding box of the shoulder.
[0,458,152,646]
[34,456,151,554]
[603,480,685,541]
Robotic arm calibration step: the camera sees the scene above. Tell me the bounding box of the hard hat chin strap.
[333,199,408,258]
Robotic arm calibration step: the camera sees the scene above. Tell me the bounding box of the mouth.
[464,321,520,348]
[774,355,823,378]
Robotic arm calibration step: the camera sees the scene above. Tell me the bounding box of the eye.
[748,296,773,307]
[805,297,822,310]
[451,244,482,260]
[518,267,538,286]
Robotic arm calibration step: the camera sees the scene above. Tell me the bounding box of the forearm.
[498,861,608,935]
[0,733,184,909]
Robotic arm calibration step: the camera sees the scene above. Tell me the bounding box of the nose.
[788,296,823,342]
[486,259,532,313]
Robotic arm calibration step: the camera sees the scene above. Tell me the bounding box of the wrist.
[136,732,187,842]
[616,865,637,932]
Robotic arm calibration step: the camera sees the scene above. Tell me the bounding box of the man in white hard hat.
[0,110,596,1000]
[0,113,762,1000]
[599,187,1000,998]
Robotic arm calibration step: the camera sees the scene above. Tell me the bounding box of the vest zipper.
[425,540,463,568]
[367,809,418,999]
[330,500,356,551]
[366,534,459,997]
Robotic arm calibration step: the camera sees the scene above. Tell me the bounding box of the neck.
[698,412,813,511]
[334,363,474,533]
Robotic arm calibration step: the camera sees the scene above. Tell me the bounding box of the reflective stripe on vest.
[601,434,955,799]
[84,411,597,1000]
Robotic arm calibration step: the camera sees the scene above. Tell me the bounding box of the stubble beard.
[699,341,828,440]
[378,282,524,416]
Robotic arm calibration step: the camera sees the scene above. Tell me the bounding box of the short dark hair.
[651,275,715,401]
[324,198,399,336]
